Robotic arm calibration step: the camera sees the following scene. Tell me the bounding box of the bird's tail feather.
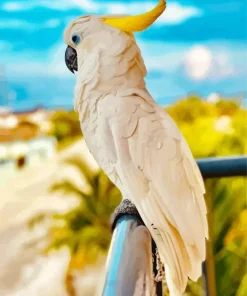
[159,226,203,295]
[139,196,203,295]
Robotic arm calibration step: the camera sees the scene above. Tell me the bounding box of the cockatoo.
[63,1,208,295]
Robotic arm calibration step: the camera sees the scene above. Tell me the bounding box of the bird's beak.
[65,45,78,73]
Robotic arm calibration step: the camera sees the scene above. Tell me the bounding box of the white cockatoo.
[63,1,208,295]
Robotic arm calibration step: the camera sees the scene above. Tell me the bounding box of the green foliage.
[167,96,247,296]
[216,208,247,296]
[47,156,122,269]
[50,110,82,144]
[237,273,247,296]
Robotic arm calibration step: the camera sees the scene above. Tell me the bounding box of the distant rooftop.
[0,106,12,114]
[13,106,45,115]
[0,105,53,116]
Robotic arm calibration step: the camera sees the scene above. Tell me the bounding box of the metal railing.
[103,156,247,296]
[197,156,247,178]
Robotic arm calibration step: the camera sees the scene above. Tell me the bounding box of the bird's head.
[64,0,166,73]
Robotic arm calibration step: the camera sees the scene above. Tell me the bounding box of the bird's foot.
[111,199,141,230]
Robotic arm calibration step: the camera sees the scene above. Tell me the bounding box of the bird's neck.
[74,31,147,113]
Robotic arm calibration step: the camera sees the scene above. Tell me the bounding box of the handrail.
[197,156,247,178]
[103,215,157,296]
[103,156,247,296]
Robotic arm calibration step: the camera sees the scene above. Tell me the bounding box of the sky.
[0,0,246,110]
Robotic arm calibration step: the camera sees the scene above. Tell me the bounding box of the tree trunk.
[65,264,76,296]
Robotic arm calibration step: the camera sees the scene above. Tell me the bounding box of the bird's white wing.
[98,90,208,295]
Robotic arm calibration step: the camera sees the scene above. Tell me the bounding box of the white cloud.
[210,52,236,81]
[207,93,220,104]
[184,46,212,80]
[183,45,237,81]
[2,1,202,24]
[70,0,99,11]
[2,0,98,12]
[158,3,202,24]
[1,2,23,11]
[0,20,33,30]
[136,40,239,83]
[44,19,61,29]
[0,19,61,30]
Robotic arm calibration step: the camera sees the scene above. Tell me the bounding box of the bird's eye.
[72,34,80,45]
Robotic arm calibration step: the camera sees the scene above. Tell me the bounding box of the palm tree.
[30,156,122,296]
[50,156,121,295]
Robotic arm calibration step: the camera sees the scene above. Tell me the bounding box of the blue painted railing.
[102,215,145,296]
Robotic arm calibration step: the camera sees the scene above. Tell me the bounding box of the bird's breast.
[79,94,117,172]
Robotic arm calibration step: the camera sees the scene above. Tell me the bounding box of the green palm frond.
[46,232,80,255]
[77,225,111,250]
[64,157,96,190]
[53,208,92,231]
[50,179,90,200]
[32,154,122,272]
[28,212,52,229]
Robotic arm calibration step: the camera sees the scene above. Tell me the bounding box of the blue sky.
[0,0,246,110]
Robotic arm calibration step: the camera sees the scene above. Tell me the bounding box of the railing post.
[102,199,163,296]
[196,156,247,296]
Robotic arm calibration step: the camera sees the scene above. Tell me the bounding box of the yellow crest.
[102,0,166,32]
